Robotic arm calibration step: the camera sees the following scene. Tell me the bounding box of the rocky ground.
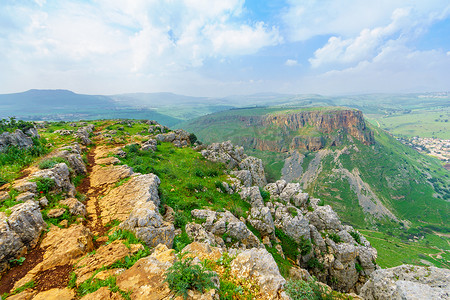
[0,120,449,299]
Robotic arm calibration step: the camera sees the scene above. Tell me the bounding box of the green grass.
[118,142,252,220]
[0,137,49,184]
[360,229,449,269]
[367,107,449,139]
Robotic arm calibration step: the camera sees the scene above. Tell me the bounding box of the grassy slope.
[182,107,450,269]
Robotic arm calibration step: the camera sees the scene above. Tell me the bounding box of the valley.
[182,106,450,269]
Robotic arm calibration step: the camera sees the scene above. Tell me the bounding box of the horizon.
[0,1,449,97]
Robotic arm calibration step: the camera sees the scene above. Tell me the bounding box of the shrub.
[285,279,334,300]
[39,157,68,169]
[164,252,216,299]
[259,187,270,202]
[349,231,362,245]
[328,232,341,243]
[33,177,55,194]
[355,262,364,273]
[173,231,192,252]
[275,228,299,260]
[194,169,205,178]
[174,211,189,229]
[306,258,324,271]
[188,133,198,145]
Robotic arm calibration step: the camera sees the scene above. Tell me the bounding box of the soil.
[34,264,73,292]
[0,245,44,295]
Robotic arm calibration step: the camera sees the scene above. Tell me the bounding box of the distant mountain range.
[0,89,449,138]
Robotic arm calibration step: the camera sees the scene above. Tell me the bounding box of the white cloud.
[309,8,410,68]
[0,0,282,94]
[299,46,450,94]
[283,0,450,41]
[285,59,298,66]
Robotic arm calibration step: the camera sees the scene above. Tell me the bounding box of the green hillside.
[182,106,450,267]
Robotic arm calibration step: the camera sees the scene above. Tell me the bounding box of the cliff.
[236,109,374,152]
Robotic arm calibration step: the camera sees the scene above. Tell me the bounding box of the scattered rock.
[46,208,66,218]
[60,197,87,216]
[239,186,264,207]
[15,192,35,202]
[248,206,275,237]
[141,139,157,151]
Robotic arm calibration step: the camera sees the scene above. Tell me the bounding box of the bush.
[188,133,198,145]
[33,177,55,194]
[164,252,216,299]
[349,231,362,245]
[39,157,69,169]
[328,232,341,243]
[306,258,324,271]
[259,187,270,202]
[285,278,334,300]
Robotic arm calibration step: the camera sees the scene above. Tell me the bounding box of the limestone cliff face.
[241,109,374,152]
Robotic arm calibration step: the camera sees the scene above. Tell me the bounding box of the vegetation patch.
[164,252,217,299]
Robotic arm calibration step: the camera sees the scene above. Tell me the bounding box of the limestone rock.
[31,163,76,196]
[181,242,223,261]
[13,224,94,289]
[75,240,142,285]
[141,138,157,151]
[360,264,450,300]
[12,180,37,193]
[306,205,343,231]
[116,251,174,299]
[90,165,133,190]
[273,204,310,243]
[80,287,123,300]
[32,288,75,300]
[238,156,267,187]
[7,200,46,247]
[201,141,246,169]
[52,143,87,175]
[0,129,33,151]
[248,206,275,236]
[112,174,174,248]
[60,197,87,216]
[230,247,285,298]
[46,208,66,218]
[0,214,26,273]
[15,192,35,202]
[239,186,264,207]
[190,209,261,249]
[231,170,252,187]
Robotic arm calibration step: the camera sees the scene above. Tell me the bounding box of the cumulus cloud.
[0,0,281,93]
[309,8,410,68]
[285,59,298,66]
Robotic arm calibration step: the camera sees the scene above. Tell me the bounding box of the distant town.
[398,136,450,170]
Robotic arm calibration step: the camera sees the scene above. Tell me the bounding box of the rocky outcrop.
[360,265,450,300]
[202,141,267,187]
[230,247,286,299]
[231,109,374,153]
[102,174,174,248]
[31,163,76,196]
[187,209,261,249]
[52,143,87,175]
[74,124,94,145]
[0,129,35,151]
[0,201,46,273]
[154,129,190,148]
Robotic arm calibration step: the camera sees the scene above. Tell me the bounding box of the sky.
[0,0,449,96]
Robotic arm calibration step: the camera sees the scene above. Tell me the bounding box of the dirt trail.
[0,139,119,296]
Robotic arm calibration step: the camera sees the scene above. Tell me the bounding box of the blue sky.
[0,0,449,96]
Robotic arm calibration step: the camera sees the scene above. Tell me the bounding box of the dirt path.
[0,143,111,296]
